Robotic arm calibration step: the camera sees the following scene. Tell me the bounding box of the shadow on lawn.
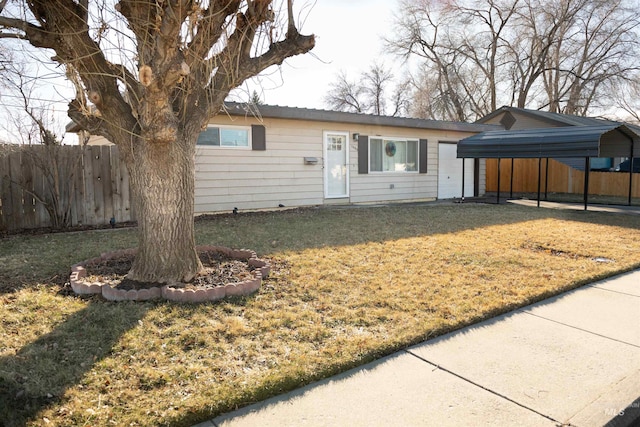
[0,203,639,425]
[0,274,67,296]
[0,298,150,426]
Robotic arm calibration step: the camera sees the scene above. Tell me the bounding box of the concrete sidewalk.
[197,270,640,427]
[507,199,640,216]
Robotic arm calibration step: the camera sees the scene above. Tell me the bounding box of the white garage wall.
[438,142,475,199]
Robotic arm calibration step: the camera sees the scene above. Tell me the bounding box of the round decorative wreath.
[385,141,397,157]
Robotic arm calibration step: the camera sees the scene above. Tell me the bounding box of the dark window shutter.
[474,158,480,197]
[251,125,266,150]
[358,134,368,174]
[419,139,428,173]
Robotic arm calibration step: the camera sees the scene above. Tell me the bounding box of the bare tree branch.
[324,64,411,117]
[1,0,316,283]
[387,0,640,120]
[185,0,242,66]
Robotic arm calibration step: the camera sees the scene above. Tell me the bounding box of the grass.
[1,203,640,426]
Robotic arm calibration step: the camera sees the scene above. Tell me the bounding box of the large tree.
[388,0,640,121]
[540,0,639,115]
[0,0,314,283]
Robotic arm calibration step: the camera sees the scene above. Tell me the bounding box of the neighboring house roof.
[459,123,640,159]
[479,105,640,133]
[478,106,613,127]
[66,102,501,135]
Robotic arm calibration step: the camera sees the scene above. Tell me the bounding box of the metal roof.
[67,102,500,134]
[223,102,499,133]
[457,124,640,159]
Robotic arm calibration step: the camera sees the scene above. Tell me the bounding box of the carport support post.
[537,157,542,208]
[629,142,634,206]
[496,158,501,204]
[544,158,549,200]
[461,158,465,201]
[510,158,514,198]
[583,157,590,211]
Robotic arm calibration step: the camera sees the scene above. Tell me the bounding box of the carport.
[457,124,640,210]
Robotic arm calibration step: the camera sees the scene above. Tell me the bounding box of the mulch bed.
[84,251,256,291]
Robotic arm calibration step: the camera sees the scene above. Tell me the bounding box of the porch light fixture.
[352,132,359,141]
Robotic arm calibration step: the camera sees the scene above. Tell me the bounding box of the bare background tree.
[387,0,640,121]
[617,80,640,124]
[324,62,412,116]
[0,0,315,283]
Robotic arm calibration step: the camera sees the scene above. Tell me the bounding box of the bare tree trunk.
[1,0,314,284]
[125,135,203,284]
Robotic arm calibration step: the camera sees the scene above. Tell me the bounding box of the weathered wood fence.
[1,145,134,232]
[486,158,640,198]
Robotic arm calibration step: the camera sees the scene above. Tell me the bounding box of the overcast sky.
[0,1,398,143]
[233,0,398,108]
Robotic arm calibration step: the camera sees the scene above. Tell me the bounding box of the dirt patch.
[521,242,585,259]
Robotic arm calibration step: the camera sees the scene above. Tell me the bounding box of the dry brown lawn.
[1,203,639,426]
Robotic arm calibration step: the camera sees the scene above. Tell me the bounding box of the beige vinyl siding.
[82,115,485,212]
[195,116,325,213]
[352,128,483,202]
[77,106,490,213]
[194,115,486,212]
[350,132,438,203]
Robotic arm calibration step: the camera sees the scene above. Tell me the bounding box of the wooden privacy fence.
[486,158,640,198]
[0,145,134,232]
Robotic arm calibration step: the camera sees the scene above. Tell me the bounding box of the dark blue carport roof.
[458,124,640,159]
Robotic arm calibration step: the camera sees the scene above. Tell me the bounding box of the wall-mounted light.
[352,132,360,142]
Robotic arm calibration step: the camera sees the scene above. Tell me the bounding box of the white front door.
[324,131,349,198]
[438,142,474,199]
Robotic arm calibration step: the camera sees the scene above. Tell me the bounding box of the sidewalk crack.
[404,349,571,426]
[589,285,640,298]
[518,311,640,349]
